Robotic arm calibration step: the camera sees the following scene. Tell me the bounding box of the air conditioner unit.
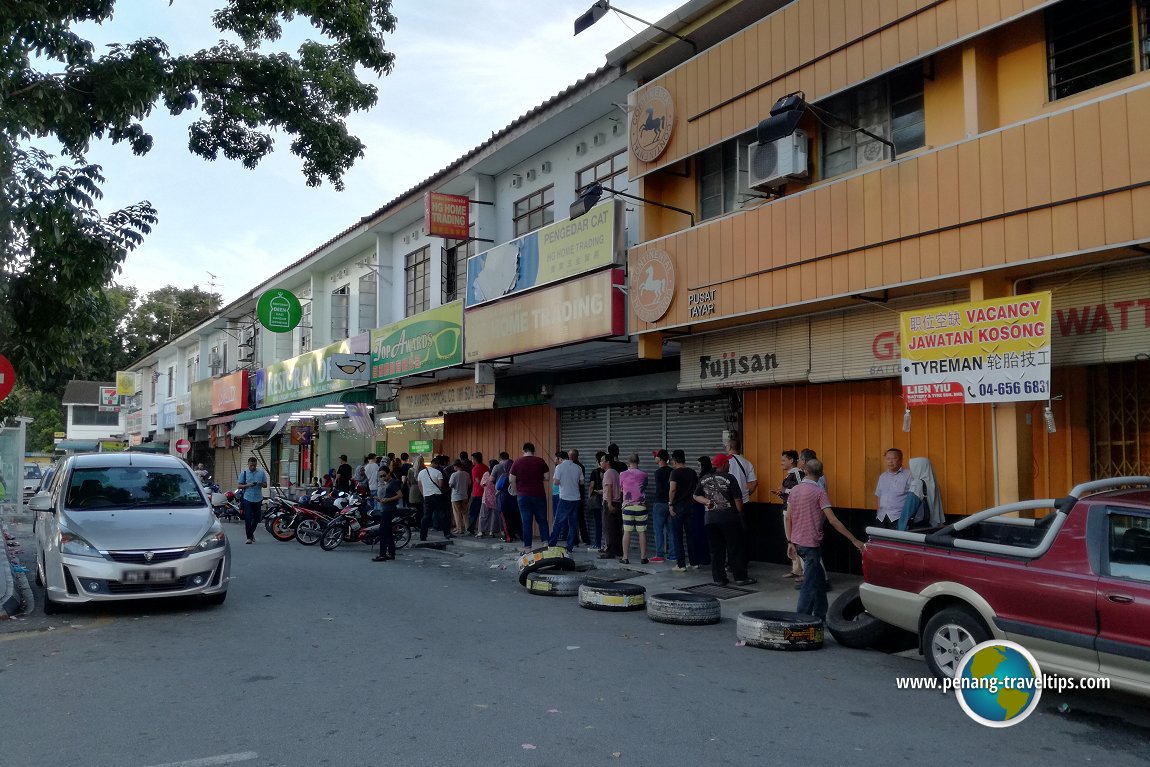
[747,130,809,190]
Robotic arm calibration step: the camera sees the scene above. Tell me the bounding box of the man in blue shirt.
[237,456,268,544]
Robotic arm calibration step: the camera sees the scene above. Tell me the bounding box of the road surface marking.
[142,752,258,767]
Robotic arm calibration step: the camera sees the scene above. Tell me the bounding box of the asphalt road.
[2,523,1149,767]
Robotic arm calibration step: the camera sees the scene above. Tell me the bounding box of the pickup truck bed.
[860,477,1150,696]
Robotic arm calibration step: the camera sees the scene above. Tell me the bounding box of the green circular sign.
[256,289,302,333]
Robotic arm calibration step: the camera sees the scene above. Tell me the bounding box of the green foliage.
[123,284,223,361]
[0,385,65,453]
[0,0,397,384]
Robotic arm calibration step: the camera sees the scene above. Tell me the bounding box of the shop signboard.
[98,386,119,412]
[126,410,144,435]
[423,192,470,239]
[191,379,214,420]
[211,370,249,414]
[176,392,192,424]
[160,400,177,430]
[115,370,139,396]
[398,379,494,421]
[464,269,626,362]
[465,199,623,307]
[408,439,433,454]
[899,292,1052,406]
[370,302,463,382]
[256,289,303,333]
[678,319,810,391]
[258,335,367,407]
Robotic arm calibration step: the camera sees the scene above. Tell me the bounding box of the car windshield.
[65,467,206,510]
[25,464,41,479]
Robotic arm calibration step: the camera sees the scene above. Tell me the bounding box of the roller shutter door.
[666,399,732,464]
[559,407,609,462]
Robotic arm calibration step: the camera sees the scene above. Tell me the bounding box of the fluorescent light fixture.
[379,415,400,425]
[423,417,445,426]
[384,423,405,429]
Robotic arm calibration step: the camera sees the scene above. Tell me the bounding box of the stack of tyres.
[517,546,577,587]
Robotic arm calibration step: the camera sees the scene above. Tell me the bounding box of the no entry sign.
[0,354,14,403]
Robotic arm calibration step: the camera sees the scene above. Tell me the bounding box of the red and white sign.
[174,438,191,455]
[98,385,120,412]
[0,354,14,403]
[424,192,470,239]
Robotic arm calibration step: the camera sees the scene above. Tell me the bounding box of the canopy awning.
[233,389,375,421]
[54,439,100,452]
[206,414,236,426]
[229,416,275,438]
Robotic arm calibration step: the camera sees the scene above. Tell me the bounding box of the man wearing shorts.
[619,454,649,565]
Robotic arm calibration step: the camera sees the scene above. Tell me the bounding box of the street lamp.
[574,1,698,52]
[569,183,695,228]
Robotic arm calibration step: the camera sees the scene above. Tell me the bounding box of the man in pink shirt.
[784,458,865,620]
[618,454,649,564]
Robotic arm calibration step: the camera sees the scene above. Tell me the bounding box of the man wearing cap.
[693,453,754,586]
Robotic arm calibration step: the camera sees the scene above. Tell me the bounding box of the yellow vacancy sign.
[899,292,1052,406]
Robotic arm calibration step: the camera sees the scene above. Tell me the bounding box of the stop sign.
[175,438,191,454]
[0,354,14,403]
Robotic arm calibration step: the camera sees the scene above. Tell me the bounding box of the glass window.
[330,284,350,340]
[71,405,122,427]
[697,131,757,221]
[576,149,627,194]
[358,272,377,334]
[65,466,205,509]
[513,186,554,237]
[1047,0,1147,101]
[166,366,175,398]
[819,64,925,179]
[299,302,312,353]
[443,225,475,304]
[1108,510,1150,582]
[404,246,430,317]
[185,356,197,392]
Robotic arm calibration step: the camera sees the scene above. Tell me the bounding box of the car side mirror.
[28,493,53,513]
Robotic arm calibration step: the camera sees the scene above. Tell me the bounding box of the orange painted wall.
[742,379,997,516]
[442,406,560,470]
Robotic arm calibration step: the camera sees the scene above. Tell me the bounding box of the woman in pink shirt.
[618,454,650,564]
[478,459,501,538]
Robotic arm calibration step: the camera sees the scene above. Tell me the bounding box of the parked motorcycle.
[208,485,242,523]
[320,505,416,552]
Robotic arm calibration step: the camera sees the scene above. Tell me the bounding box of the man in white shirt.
[548,450,584,552]
[365,454,381,511]
[726,437,758,504]
[418,455,453,541]
[874,448,912,529]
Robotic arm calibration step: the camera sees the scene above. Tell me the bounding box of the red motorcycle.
[320,506,416,552]
[269,490,351,545]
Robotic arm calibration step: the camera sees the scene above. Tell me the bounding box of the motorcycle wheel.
[263,512,279,534]
[393,521,413,550]
[269,515,296,542]
[296,518,323,545]
[320,524,345,551]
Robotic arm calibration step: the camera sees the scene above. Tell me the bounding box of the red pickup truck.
[859,477,1150,695]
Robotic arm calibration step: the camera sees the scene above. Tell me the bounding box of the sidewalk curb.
[1,517,26,618]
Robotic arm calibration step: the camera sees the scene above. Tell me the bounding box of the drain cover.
[679,582,754,600]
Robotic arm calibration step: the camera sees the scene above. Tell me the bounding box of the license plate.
[122,568,177,583]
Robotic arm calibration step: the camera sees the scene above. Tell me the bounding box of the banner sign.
[900,292,1052,406]
[160,400,177,430]
[370,302,463,382]
[256,289,303,333]
[398,379,495,421]
[211,370,249,414]
[191,379,214,421]
[115,371,139,396]
[424,192,471,239]
[465,199,622,307]
[464,269,626,362]
[408,439,434,454]
[257,335,368,407]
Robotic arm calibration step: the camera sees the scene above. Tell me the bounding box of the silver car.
[32,453,230,613]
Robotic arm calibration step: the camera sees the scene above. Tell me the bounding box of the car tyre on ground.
[923,606,991,679]
[826,586,903,649]
[646,592,722,625]
[577,579,647,611]
[736,610,824,651]
[517,546,577,586]
[525,570,589,596]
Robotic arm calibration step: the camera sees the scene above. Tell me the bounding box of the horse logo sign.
[631,249,675,324]
[630,86,674,163]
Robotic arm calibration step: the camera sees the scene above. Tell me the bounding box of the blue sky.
[73,1,681,303]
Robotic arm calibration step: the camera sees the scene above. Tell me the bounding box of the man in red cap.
[692,453,755,586]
